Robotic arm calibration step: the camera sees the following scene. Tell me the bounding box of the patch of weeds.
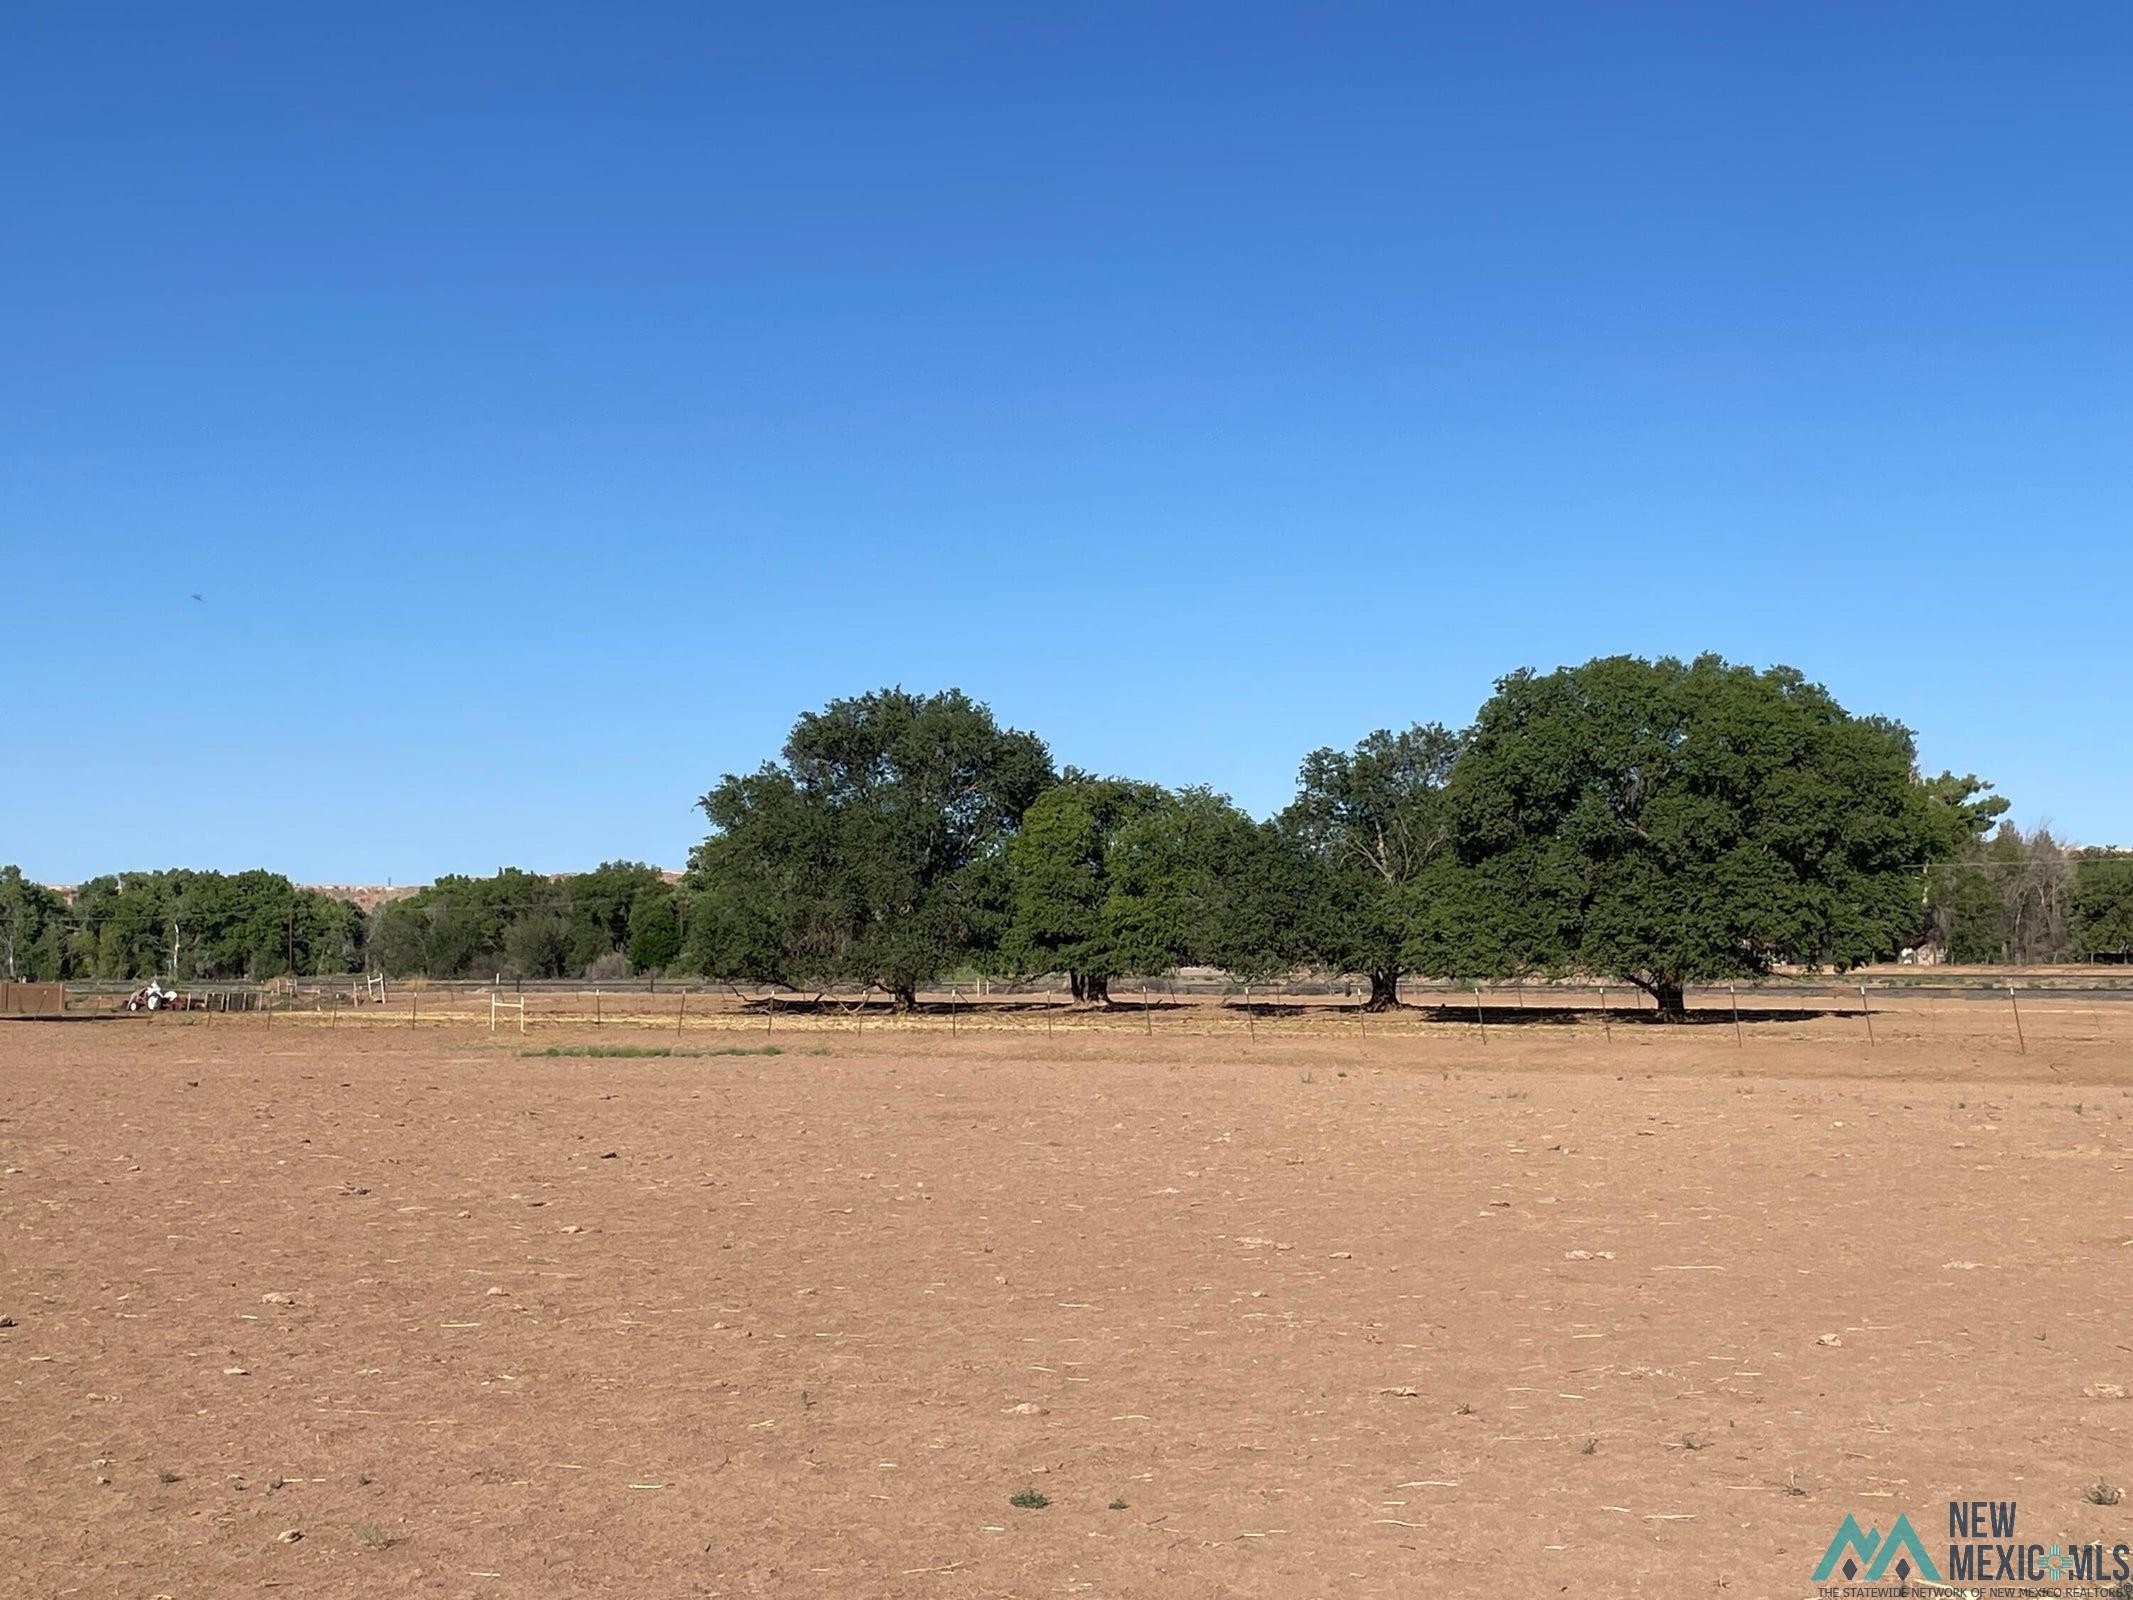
[157,1469,182,1485]
[801,1389,814,1411]
[521,1045,700,1059]
[267,1474,287,1491]
[1782,1471,1808,1497]
[1579,1438,1597,1456]
[1108,1497,1129,1511]
[353,1522,400,1550]
[709,1045,784,1057]
[356,1472,373,1487]
[1009,1488,1050,1510]
[1681,1435,1709,1453]
[2086,1481,2124,1506]
[1453,1402,1475,1416]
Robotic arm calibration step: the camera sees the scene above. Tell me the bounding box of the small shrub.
[2086,1481,2124,1506]
[1009,1488,1050,1510]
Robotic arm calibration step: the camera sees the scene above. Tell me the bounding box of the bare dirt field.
[4,1003,2131,1598]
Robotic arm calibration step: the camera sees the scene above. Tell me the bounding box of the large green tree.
[1280,723,1459,1008]
[1103,788,1311,984]
[1437,654,1972,1017]
[626,885,682,973]
[2073,855,2133,958]
[567,861,671,971]
[685,689,1053,1008]
[1001,774,1170,1003]
[0,867,69,981]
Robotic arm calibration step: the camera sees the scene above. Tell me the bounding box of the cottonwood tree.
[1438,654,1969,1018]
[0,867,67,981]
[1001,774,1171,1004]
[1280,723,1459,1008]
[685,688,1053,1008]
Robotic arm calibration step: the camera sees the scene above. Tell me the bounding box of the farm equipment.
[124,981,204,1012]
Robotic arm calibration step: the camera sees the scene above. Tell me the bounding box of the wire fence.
[39,971,2133,1053]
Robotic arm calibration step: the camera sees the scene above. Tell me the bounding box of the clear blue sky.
[7,2,2130,884]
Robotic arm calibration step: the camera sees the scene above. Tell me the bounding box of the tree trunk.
[891,982,918,1013]
[1363,969,1402,1011]
[1069,971,1086,1002]
[1082,973,1110,1007]
[1649,977,1687,1021]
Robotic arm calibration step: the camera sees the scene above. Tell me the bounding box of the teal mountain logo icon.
[1814,1512,1943,1583]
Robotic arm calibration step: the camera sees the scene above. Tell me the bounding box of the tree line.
[683,656,2130,1016]
[0,862,683,985]
[0,867,366,983]
[10,655,2130,1003]
[1925,824,2133,963]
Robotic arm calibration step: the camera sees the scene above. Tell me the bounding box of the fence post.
[1143,984,1152,1036]
[1245,983,1255,1043]
[1729,983,1742,1047]
[950,987,959,1035]
[2008,982,2025,1054]
[678,990,688,1036]
[1474,984,1487,1043]
[1598,983,1609,1041]
[1859,984,1875,1046]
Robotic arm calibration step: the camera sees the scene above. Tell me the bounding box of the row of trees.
[14,655,2128,1000]
[1925,825,2133,963]
[0,867,364,982]
[364,862,681,979]
[683,657,2113,1017]
[0,862,684,984]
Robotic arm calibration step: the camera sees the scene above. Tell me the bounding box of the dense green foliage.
[1102,789,1315,984]
[683,688,1054,1006]
[1279,724,1459,1007]
[0,866,70,980]
[1926,826,2133,962]
[26,655,2122,1003]
[2071,856,2133,956]
[1000,775,1170,1002]
[12,869,363,981]
[367,862,676,978]
[1419,656,1983,1015]
[684,657,2014,1015]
